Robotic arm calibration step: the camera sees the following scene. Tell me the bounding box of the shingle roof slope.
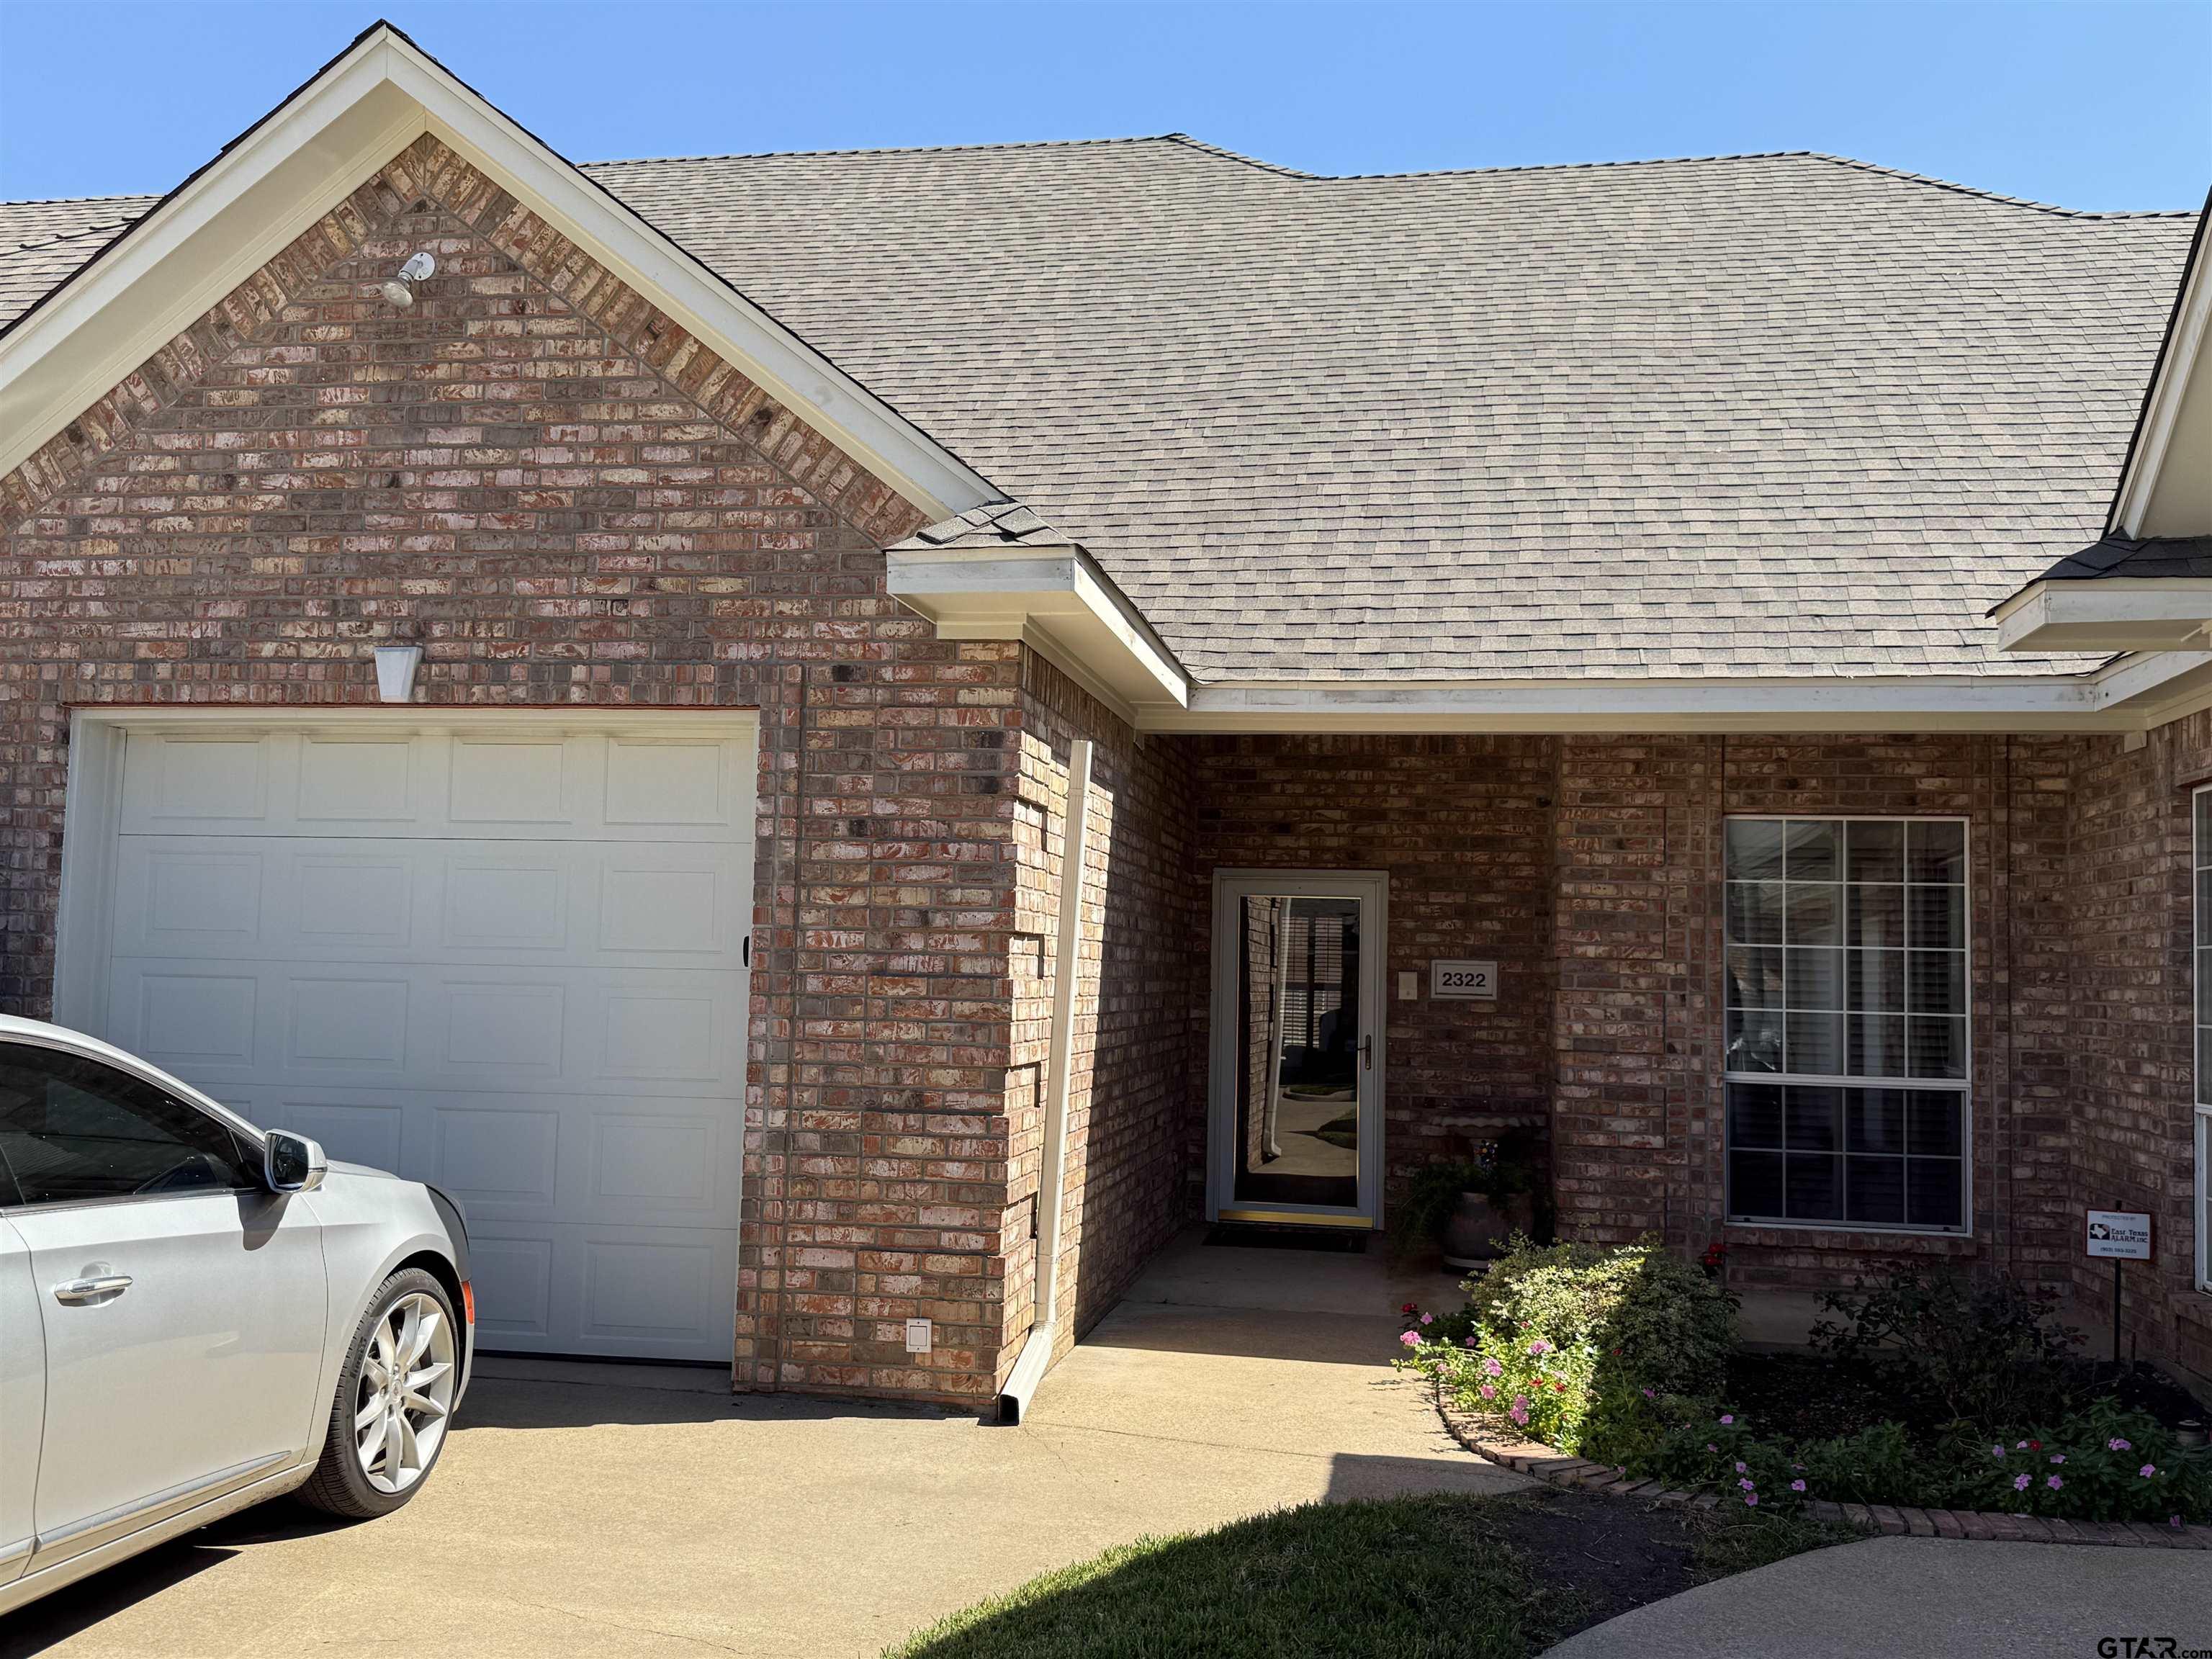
[1,143,2194,681]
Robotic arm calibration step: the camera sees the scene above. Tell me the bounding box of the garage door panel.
[86,719,752,1364]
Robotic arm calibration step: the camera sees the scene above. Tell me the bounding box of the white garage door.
[77,719,754,1363]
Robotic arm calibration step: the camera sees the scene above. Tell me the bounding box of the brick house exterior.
[4,24,2208,1406]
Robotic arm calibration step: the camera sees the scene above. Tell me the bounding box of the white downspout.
[998,739,1093,1425]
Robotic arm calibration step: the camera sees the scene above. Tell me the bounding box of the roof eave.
[1992,575,2212,654]
[886,541,1193,722]
[0,22,997,523]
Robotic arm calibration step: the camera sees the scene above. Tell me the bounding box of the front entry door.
[1208,871,1387,1228]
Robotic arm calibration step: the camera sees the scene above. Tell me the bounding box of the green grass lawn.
[884,1493,1578,1659]
[886,1490,1849,1659]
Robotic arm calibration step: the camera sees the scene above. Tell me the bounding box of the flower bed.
[1400,1242,2212,1532]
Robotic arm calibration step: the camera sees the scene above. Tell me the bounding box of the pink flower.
[1462,1336,1480,1349]
[2049,1455,2064,1465]
[2108,1437,2133,1452]
[1790,1479,1807,1493]
[1744,1493,1758,1507]
[2172,1516,2184,1529]
[1719,1414,1735,1426]
[1991,1445,2005,1459]
[1527,1339,1551,1357]
[1738,1478,1755,1491]
[1483,1357,1503,1377]
[1705,1443,1718,1453]
[1419,1312,1434,1326]
[2015,1440,2029,1450]
[2046,1475,2064,1491]
[1733,1461,1747,1474]
[1641,1387,1657,1399]
[1478,1383,1497,1401]
[2141,1465,2158,1478]
[1509,1401,1529,1427]
[1398,1331,1420,1348]
[2013,1473,2031,1492]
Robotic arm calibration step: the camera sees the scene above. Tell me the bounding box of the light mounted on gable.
[377,251,436,308]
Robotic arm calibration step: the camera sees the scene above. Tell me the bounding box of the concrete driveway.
[4,1234,1518,1659]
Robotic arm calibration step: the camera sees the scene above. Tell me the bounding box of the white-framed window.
[2195,788,2212,1292]
[1722,817,1969,1233]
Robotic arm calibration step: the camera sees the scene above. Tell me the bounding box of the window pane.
[1848,885,1905,948]
[1907,1158,1964,1228]
[1907,1016,1966,1079]
[1908,950,1965,1015]
[1785,884,1840,945]
[2203,1028,2212,1109]
[1786,1087,1840,1151]
[1848,1013,1907,1076]
[2198,788,2212,855]
[1726,819,1785,881]
[1727,1084,1784,1148]
[1785,821,1838,882]
[1725,946,1784,1010]
[1730,1150,1785,1218]
[1846,1088,1906,1153]
[1908,821,1966,884]
[1909,885,1965,952]
[1848,948,1904,1012]
[0,1045,251,1206]
[1786,946,1844,1010]
[1787,1153,1843,1220]
[1846,1156,1906,1224]
[1727,881,1783,945]
[2200,868,2212,927]
[2200,950,2212,1028]
[1786,1011,1845,1075]
[1907,1092,1964,1158]
[1727,1007,1784,1074]
[1845,820,1905,884]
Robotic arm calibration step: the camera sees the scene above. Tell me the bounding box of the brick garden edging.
[1433,1385,2212,1550]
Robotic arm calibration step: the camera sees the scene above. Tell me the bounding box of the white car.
[0,1015,473,1613]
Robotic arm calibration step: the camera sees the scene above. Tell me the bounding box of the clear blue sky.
[1,1,2206,211]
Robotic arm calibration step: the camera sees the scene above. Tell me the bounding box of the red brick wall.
[1187,737,1559,1216]
[0,135,1030,1406]
[2066,713,2212,1380]
[1004,655,1200,1372]
[1550,734,2082,1294]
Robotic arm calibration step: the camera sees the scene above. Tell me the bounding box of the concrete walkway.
[1545,1534,2212,1659]
[5,1231,1517,1659]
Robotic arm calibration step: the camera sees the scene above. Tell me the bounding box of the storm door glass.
[1231,894,1364,1210]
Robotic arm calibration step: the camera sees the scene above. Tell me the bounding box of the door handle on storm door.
[53,1274,132,1305]
[1359,1035,1373,1071]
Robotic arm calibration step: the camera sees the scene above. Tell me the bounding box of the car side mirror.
[264,1131,328,1193]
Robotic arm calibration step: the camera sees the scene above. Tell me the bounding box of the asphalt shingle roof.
[0,140,2194,682]
[2031,534,2212,584]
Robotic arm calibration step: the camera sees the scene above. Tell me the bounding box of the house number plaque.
[1430,960,1498,1000]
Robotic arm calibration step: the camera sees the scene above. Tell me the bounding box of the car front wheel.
[297,1267,459,1518]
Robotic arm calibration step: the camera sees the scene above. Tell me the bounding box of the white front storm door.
[1207,870,1388,1230]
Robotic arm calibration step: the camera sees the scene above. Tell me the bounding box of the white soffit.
[1992,578,2212,654]
[0,24,995,523]
[885,544,1192,720]
[2112,197,2211,542]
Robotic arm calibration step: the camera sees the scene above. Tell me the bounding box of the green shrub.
[1472,1237,1736,1401]
[1808,1264,2088,1425]
[1399,1236,1736,1459]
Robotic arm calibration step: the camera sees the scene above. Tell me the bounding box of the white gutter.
[998,739,1094,1426]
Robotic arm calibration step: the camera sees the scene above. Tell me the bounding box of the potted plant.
[1390,1128,1542,1267]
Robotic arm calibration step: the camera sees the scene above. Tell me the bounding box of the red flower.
[2027,1440,2042,1451]
[1553,1380,1567,1393]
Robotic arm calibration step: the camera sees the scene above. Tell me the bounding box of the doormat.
[1205,1223,1370,1254]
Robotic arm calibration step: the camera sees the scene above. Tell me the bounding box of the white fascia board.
[1,27,996,526]
[2113,217,2210,540]
[1143,673,2139,734]
[1992,578,2212,653]
[885,544,1192,721]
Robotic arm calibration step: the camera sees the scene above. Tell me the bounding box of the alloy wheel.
[354,1292,457,1495]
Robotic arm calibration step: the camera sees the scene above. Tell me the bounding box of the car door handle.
[53,1274,132,1305]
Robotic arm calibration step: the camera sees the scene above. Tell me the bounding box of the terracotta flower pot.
[1442,1192,1534,1267]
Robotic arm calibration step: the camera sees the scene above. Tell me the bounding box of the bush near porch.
[1400,1241,2212,1528]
